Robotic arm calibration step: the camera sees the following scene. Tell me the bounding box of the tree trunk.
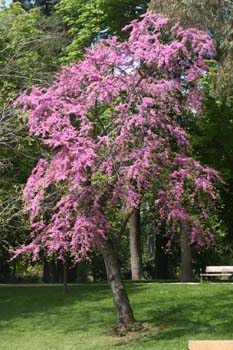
[63,260,68,293]
[56,260,64,283]
[67,260,78,282]
[101,239,136,330]
[12,260,16,282]
[43,260,57,283]
[0,247,10,282]
[129,208,143,280]
[180,230,193,282]
[155,231,169,279]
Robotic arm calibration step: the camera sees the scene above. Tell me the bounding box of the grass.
[0,283,233,350]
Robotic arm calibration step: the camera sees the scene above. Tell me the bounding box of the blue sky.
[5,0,13,6]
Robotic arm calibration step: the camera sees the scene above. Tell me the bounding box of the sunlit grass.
[0,283,233,350]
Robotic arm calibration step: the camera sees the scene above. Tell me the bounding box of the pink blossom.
[14,13,219,260]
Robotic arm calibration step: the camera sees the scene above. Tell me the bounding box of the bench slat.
[188,340,233,350]
[206,266,233,273]
[201,273,232,276]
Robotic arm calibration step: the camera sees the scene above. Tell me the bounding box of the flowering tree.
[15,13,220,329]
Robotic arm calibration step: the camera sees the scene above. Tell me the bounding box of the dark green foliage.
[0,3,69,281]
[13,0,59,16]
[101,0,149,37]
[56,0,150,62]
[191,94,233,253]
[149,0,233,268]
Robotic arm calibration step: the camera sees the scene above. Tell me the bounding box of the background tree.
[55,0,150,62]
[129,208,143,280]
[149,0,233,98]
[0,2,69,281]
[13,0,59,16]
[149,0,233,272]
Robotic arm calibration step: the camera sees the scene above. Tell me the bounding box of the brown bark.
[101,239,136,330]
[180,230,193,282]
[129,208,143,280]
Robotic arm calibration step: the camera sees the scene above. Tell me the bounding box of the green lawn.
[0,283,233,350]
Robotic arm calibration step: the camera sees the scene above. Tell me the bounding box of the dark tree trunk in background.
[43,259,77,283]
[63,260,68,293]
[0,248,11,282]
[155,232,169,279]
[129,208,143,280]
[56,260,64,283]
[42,262,49,283]
[12,260,16,282]
[101,239,136,330]
[180,230,193,282]
[42,260,57,283]
[91,254,106,282]
[43,260,56,283]
[67,261,78,282]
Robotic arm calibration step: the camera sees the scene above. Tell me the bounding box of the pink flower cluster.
[14,13,218,261]
[156,157,221,247]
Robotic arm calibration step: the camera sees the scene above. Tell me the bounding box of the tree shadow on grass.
[129,285,233,347]
[0,283,155,336]
[0,284,115,332]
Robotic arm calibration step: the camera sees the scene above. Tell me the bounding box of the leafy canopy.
[15,13,220,261]
[55,0,150,62]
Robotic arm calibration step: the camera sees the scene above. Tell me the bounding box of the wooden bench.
[188,341,233,350]
[200,266,233,283]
